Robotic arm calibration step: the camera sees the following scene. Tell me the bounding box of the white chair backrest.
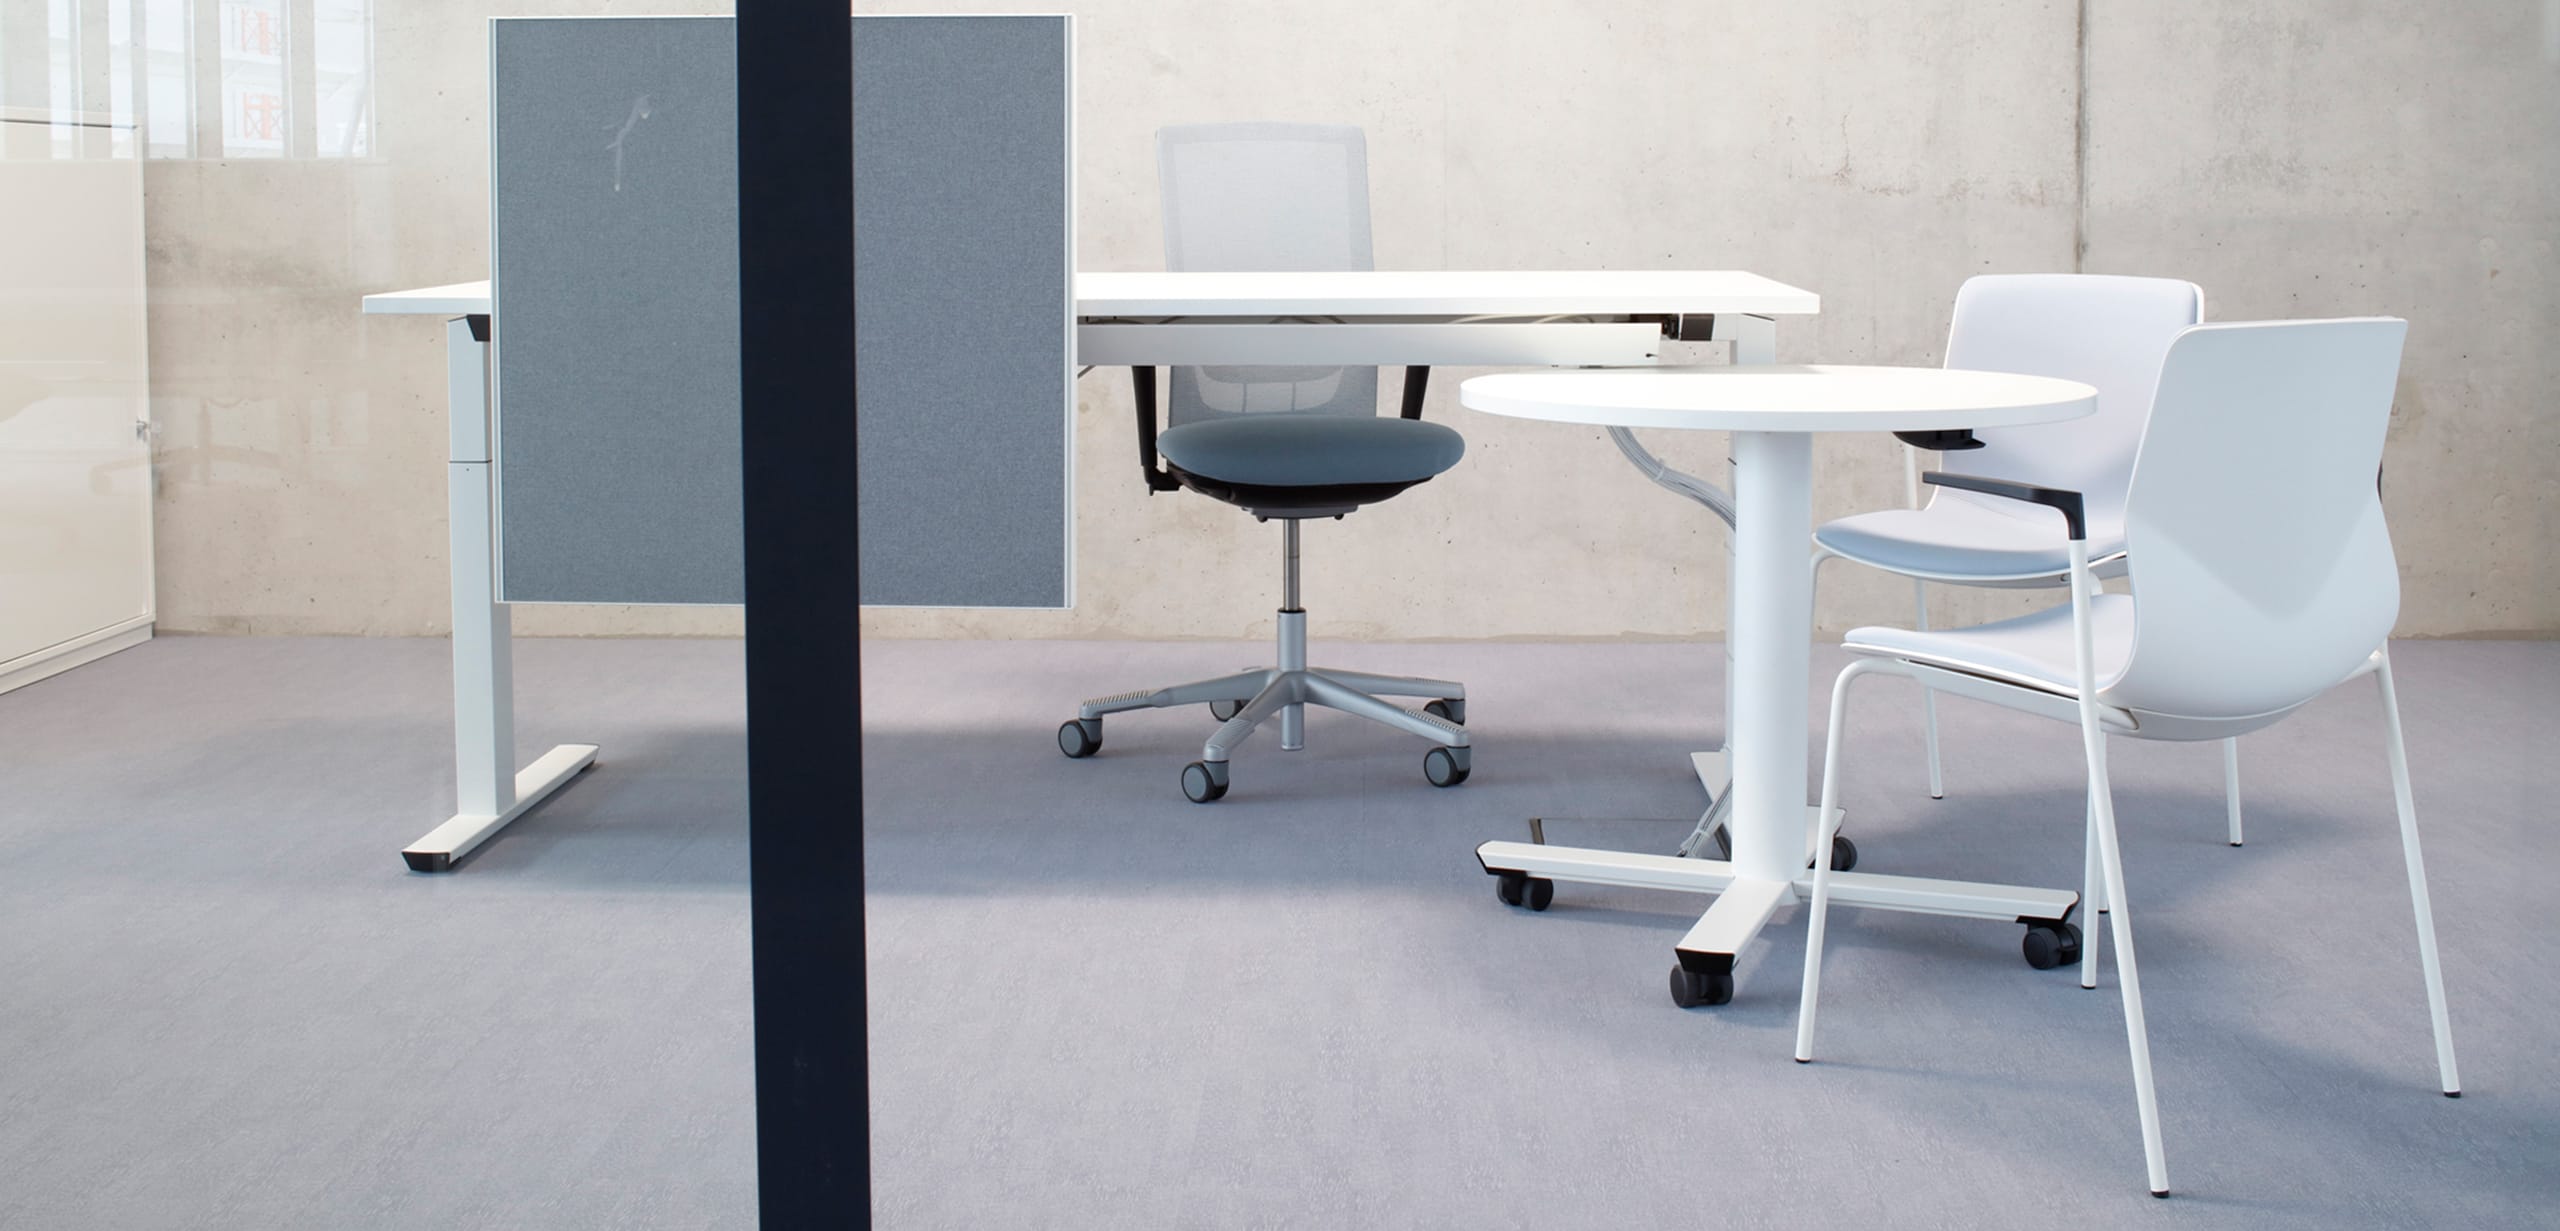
[1937,274,2204,533]
[1156,122,1378,424]
[2106,318,2408,721]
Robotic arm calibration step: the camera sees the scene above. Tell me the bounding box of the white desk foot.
[403,743,601,872]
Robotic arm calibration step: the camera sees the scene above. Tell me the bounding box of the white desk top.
[1075,270,1818,318]
[365,270,1820,322]
[1460,365,2095,433]
[363,281,494,315]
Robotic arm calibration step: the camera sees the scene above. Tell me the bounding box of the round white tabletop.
[1459,364,2096,433]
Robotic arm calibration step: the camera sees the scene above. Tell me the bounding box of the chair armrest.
[1892,429,1985,451]
[1400,366,1430,419]
[1922,470,2086,541]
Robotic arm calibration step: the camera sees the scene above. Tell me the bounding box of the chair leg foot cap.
[2152,1190,2170,1199]
[2445,1091,2462,1099]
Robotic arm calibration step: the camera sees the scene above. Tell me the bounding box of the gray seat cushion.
[1157,413,1465,488]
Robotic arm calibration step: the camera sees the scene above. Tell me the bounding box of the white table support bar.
[1676,875,1792,971]
[1797,869,2078,923]
[1076,321,1663,367]
[1477,839,1743,894]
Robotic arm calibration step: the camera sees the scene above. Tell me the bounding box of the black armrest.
[1130,367,1180,494]
[1892,428,1984,451]
[1400,366,1431,419]
[1922,471,2086,541]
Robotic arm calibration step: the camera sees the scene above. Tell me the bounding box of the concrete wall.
[143,0,2558,640]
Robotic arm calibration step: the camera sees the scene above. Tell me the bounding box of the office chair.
[1791,318,2460,1196]
[1807,276,2258,844]
[1056,123,1472,803]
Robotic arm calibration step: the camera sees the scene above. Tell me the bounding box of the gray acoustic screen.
[489,15,1072,608]
[852,16,1072,608]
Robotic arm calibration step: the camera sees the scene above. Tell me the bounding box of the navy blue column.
[735,2,867,1226]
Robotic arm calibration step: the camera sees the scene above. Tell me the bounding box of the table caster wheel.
[1424,746,1470,788]
[2023,921,2083,970]
[1669,965,1733,1008]
[1057,718,1101,759]
[1523,877,1553,911]
[1494,870,1526,907]
[1180,760,1229,804]
[1424,698,1466,725]
[1825,835,1858,872]
[1209,699,1244,721]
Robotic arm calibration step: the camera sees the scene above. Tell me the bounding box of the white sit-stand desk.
[364,270,1819,870]
[1464,365,2097,1006]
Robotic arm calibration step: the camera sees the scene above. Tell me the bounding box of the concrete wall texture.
[142,1,2558,640]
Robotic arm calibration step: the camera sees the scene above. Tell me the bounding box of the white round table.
[1462,364,2096,1003]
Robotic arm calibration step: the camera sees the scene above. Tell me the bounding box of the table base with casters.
[1461,365,2098,1006]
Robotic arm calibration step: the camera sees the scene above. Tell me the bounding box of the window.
[0,0,375,159]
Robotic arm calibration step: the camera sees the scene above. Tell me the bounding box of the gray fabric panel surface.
[491,16,1070,608]
[492,17,744,604]
[853,16,1070,608]
[1157,413,1464,486]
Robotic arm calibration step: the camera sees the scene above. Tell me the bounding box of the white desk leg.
[1647,430,1818,996]
[1687,314,1779,848]
[402,315,597,872]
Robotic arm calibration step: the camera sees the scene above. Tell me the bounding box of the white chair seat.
[1845,592,2134,696]
[1817,497,2125,580]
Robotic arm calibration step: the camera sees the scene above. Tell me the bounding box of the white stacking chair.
[1792,318,2460,1197]
[1811,276,2256,846]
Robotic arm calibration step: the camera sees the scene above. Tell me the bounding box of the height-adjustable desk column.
[360,280,598,872]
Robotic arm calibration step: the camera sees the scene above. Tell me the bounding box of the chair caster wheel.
[1669,965,1734,1008]
[1424,698,1466,725]
[1825,835,1858,872]
[1180,760,1229,803]
[1495,870,1525,906]
[1209,699,1244,721]
[2023,921,2083,970]
[1057,719,1101,759]
[1524,877,1553,911]
[1424,746,1470,788]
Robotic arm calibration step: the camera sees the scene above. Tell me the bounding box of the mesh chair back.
[2106,318,2407,721]
[1156,122,1378,424]
[1937,274,2203,535]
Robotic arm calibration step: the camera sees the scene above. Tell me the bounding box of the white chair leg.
[2059,540,2167,1196]
[2081,789,2102,990]
[1794,662,1871,1063]
[2085,740,2171,1196]
[1912,578,1944,799]
[2223,738,2244,847]
[2374,652,2462,1096]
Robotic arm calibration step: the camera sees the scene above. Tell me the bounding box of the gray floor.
[0,635,2553,1229]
